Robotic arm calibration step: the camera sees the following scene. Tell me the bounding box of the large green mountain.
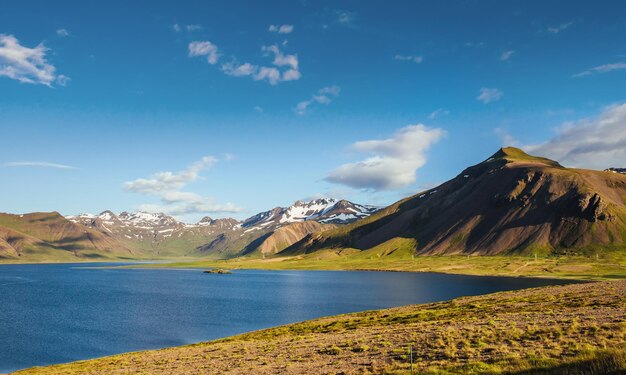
[283,147,626,256]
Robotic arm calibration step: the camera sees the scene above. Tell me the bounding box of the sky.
[1,0,626,223]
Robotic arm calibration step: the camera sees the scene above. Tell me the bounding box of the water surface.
[0,263,574,372]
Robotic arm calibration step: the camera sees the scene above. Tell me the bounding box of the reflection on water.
[0,263,574,372]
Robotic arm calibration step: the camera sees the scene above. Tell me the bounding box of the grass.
[125,242,626,281]
[14,280,626,374]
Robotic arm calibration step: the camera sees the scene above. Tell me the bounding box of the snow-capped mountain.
[197,217,241,230]
[67,211,186,241]
[66,198,378,255]
[241,198,379,228]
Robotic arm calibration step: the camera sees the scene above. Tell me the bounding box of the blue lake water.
[0,263,575,372]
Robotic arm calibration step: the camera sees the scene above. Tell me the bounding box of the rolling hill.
[0,212,135,261]
[284,147,626,256]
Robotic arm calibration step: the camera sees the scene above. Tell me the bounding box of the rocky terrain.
[286,147,626,256]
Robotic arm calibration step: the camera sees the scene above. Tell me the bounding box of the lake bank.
[0,264,572,373]
[14,280,626,374]
[120,252,626,281]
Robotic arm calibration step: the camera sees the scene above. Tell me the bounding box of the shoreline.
[2,253,625,281]
[11,280,626,374]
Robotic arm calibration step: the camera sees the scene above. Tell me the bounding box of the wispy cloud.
[326,124,446,190]
[56,29,69,37]
[295,85,340,115]
[189,41,220,64]
[335,10,356,26]
[0,34,68,87]
[573,62,626,78]
[186,24,202,31]
[269,24,293,34]
[494,128,520,147]
[526,102,626,169]
[394,54,423,64]
[173,23,202,33]
[429,108,449,119]
[124,157,242,216]
[4,161,78,169]
[500,50,515,61]
[477,88,503,104]
[547,22,573,34]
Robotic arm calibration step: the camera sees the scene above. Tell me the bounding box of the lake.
[0,263,575,373]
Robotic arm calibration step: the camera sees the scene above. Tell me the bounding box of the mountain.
[0,212,134,261]
[61,198,378,259]
[241,198,378,228]
[241,221,336,256]
[284,147,626,256]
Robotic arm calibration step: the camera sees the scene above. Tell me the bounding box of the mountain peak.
[486,147,562,168]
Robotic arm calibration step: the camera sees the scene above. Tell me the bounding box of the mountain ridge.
[283,147,626,256]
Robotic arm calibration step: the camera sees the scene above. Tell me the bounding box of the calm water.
[0,263,574,372]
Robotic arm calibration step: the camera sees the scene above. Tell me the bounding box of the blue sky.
[1,0,626,222]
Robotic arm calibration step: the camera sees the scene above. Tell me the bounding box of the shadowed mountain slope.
[0,212,134,260]
[283,147,626,256]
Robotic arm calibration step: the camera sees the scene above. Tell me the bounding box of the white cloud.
[394,55,423,64]
[172,23,182,32]
[125,156,242,216]
[295,85,340,115]
[221,61,255,77]
[547,22,573,34]
[429,108,449,119]
[477,88,503,104]
[254,66,281,84]
[573,62,626,78]
[269,24,293,34]
[254,105,263,113]
[500,50,515,61]
[3,161,78,169]
[56,74,70,86]
[326,124,446,190]
[125,156,217,195]
[218,44,301,85]
[188,41,220,64]
[0,34,67,86]
[186,24,202,31]
[526,103,626,169]
[56,29,69,37]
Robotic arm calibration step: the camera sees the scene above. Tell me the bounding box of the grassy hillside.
[285,147,626,257]
[0,212,136,262]
[130,243,626,280]
[14,280,626,374]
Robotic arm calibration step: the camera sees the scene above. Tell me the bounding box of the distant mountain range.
[0,198,378,261]
[2,148,625,262]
